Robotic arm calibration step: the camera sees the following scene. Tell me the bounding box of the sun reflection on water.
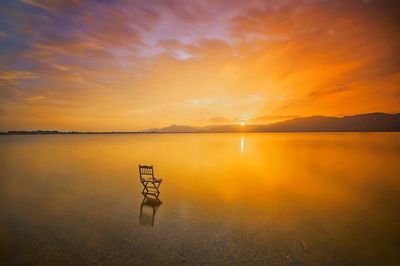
[240,136,245,155]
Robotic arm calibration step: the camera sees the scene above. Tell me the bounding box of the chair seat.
[141,178,162,182]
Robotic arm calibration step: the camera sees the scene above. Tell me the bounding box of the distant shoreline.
[1,131,400,135]
[0,131,151,135]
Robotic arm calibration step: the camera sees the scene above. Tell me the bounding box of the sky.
[0,0,399,131]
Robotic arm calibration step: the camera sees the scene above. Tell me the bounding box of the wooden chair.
[139,165,162,197]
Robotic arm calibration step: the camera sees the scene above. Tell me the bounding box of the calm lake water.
[1,133,400,265]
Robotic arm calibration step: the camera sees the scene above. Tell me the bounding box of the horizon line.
[1,112,399,134]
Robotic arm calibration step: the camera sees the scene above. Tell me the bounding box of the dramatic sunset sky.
[0,0,399,131]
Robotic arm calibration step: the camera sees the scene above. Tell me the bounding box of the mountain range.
[147,113,400,133]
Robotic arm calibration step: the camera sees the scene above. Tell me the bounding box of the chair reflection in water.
[138,165,163,226]
[139,165,162,198]
[139,196,162,227]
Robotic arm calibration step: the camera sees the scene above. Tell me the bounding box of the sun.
[240,121,246,126]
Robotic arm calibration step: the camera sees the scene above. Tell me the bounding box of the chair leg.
[141,181,148,196]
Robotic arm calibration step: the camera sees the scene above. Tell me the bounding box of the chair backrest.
[139,165,154,179]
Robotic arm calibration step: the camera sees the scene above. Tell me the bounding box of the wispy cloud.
[208,116,231,124]
[307,87,351,98]
[0,70,37,81]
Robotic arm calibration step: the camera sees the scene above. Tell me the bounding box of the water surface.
[1,133,400,265]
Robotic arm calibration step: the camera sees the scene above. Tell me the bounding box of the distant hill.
[146,125,200,133]
[254,113,400,132]
[149,113,400,133]
[146,124,240,133]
